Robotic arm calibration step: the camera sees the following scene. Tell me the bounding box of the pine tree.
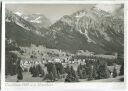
[70,66,77,79]
[60,63,65,74]
[65,73,72,82]
[52,64,58,81]
[65,66,79,82]
[92,64,98,79]
[82,68,87,79]
[119,63,124,76]
[87,65,93,80]
[97,62,110,79]
[49,72,54,82]
[77,64,83,79]
[65,65,70,74]
[113,67,117,78]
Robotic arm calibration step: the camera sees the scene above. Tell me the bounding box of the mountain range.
[5,7,124,54]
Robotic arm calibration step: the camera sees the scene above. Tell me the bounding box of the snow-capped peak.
[15,12,23,16]
[75,11,86,18]
[30,16,41,23]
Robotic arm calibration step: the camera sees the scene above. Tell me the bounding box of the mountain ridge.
[6,7,124,54]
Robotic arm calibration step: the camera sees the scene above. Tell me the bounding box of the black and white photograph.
[5,3,124,82]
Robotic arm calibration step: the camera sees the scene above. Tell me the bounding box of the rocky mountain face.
[5,9,47,47]
[5,7,124,54]
[45,7,124,54]
[6,9,36,32]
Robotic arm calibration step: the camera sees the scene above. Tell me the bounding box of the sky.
[6,4,123,23]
